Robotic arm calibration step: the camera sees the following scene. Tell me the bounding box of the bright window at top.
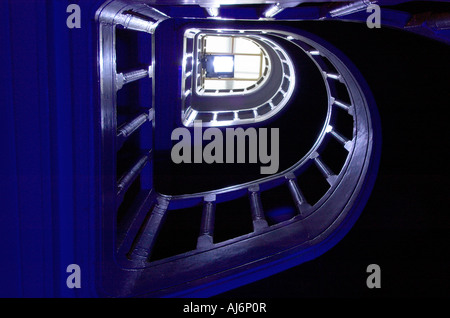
[201,36,269,91]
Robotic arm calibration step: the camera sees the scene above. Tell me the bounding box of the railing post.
[311,152,338,186]
[286,173,312,217]
[128,195,170,264]
[248,185,269,231]
[197,194,216,249]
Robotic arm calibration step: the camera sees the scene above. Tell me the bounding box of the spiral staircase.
[97,0,383,297]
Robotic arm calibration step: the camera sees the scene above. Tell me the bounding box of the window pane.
[234,55,261,79]
[205,36,232,53]
[213,56,234,73]
[234,38,261,54]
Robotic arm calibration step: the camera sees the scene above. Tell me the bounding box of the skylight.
[201,35,268,92]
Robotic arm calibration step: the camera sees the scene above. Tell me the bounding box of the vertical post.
[248,185,268,231]
[98,21,119,215]
[197,194,216,249]
[312,152,338,186]
[128,196,170,264]
[286,173,311,217]
[116,152,151,202]
[329,128,353,151]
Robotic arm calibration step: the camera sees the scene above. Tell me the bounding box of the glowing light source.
[213,56,234,73]
[263,3,284,18]
[205,7,219,17]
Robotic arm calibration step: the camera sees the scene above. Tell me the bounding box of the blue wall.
[0,0,102,297]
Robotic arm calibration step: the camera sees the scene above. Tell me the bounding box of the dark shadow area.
[261,184,298,226]
[217,20,450,298]
[213,196,254,244]
[150,205,203,261]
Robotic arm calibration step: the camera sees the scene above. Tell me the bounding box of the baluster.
[311,152,338,186]
[116,67,152,90]
[286,173,312,216]
[329,127,353,151]
[117,151,152,201]
[197,194,216,249]
[248,185,268,232]
[128,195,170,263]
